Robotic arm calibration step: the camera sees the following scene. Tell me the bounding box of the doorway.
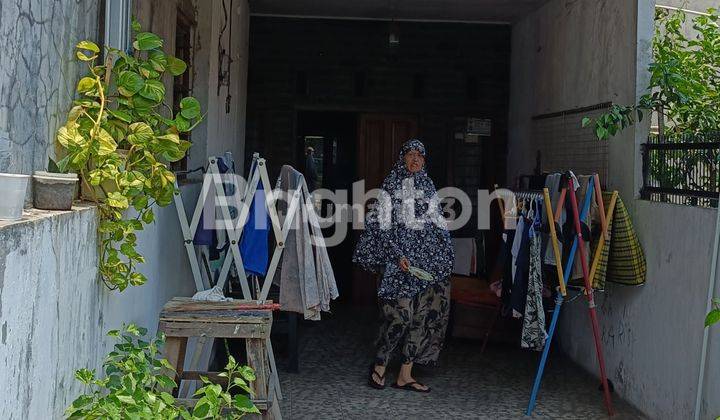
[295,111,419,305]
[352,113,419,305]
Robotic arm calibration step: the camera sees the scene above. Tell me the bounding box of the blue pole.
[526,181,594,415]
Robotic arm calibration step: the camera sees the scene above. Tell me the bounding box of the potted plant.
[32,157,79,211]
[56,19,203,290]
[0,172,30,221]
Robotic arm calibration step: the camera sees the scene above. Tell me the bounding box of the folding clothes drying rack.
[524,173,617,416]
[173,153,307,405]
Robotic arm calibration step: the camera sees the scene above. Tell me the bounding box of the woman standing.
[353,139,454,393]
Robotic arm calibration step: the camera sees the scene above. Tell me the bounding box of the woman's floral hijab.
[353,139,454,299]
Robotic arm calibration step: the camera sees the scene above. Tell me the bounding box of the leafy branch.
[57,20,203,291]
[66,325,260,419]
[583,7,720,139]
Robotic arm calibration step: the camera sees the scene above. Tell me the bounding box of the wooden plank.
[246,338,269,418]
[162,336,188,394]
[162,297,275,312]
[159,321,271,339]
[160,310,272,324]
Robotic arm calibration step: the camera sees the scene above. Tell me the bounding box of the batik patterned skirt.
[375,280,451,366]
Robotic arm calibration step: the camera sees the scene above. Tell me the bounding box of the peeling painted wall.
[509,0,720,418]
[0,189,199,419]
[0,0,100,199]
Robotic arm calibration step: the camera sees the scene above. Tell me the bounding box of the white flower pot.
[0,173,30,221]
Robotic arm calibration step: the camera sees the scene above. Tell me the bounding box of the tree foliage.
[583,7,720,138]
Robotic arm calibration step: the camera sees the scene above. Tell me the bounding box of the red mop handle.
[567,178,615,416]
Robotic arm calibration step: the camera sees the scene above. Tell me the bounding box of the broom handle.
[567,178,615,416]
[543,188,566,296]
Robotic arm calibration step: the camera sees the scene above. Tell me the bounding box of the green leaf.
[138,63,160,79]
[131,17,142,33]
[107,192,129,209]
[77,77,96,93]
[117,71,145,97]
[128,122,154,145]
[156,375,177,389]
[47,157,62,173]
[108,109,132,123]
[117,395,136,405]
[76,40,99,61]
[581,117,591,128]
[705,309,720,327]
[133,32,163,51]
[142,209,155,224]
[57,125,83,147]
[233,394,260,413]
[147,50,167,72]
[166,55,187,76]
[77,40,100,54]
[96,128,118,156]
[179,97,201,119]
[238,365,256,381]
[139,79,166,103]
[192,402,210,418]
[74,368,95,384]
[159,392,175,405]
[174,114,191,132]
[157,133,180,144]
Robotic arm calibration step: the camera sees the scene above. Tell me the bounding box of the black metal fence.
[641,131,720,208]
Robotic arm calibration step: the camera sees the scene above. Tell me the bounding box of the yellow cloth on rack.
[592,193,646,289]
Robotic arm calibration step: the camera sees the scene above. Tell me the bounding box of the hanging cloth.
[276,165,339,320]
[521,198,547,351]
[239,179,271,276]
[592,192,647,289]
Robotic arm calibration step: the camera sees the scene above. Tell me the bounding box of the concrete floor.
[274,306,646,420]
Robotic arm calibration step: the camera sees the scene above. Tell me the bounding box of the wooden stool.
[158,298,281,419]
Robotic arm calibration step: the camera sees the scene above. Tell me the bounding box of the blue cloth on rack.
[240,180,271,276]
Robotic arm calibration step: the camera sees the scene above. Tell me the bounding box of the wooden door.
[352,114,419,305]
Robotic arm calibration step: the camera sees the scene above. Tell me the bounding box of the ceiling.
[249,0,549,24]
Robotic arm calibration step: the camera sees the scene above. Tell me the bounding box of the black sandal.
[367,365,386,390]
[391,381,431,393]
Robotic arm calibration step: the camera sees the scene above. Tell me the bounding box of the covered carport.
[240,0,651,418]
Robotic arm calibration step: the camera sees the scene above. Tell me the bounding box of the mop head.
[191,285,233,302]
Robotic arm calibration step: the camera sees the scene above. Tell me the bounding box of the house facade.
[0,0,718,418]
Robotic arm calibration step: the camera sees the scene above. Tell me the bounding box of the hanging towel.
[592,193,646,289]
[275,165,339,320]
[240,180,270,276]
[452,238,477,276]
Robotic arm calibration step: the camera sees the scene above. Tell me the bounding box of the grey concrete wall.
[510,0,720,418]
[0,186,199,419]
[191,0,249,174]
[0,0,100,194]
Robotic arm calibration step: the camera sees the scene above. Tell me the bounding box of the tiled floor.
[274,307,645,420]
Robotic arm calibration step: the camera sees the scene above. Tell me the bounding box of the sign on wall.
[466,118,492,137]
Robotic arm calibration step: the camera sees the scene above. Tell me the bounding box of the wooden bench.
[158,298,281,419]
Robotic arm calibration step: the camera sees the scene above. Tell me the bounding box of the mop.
[526,176,594,415]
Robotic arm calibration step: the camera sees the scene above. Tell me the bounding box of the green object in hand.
[408,266,434,281]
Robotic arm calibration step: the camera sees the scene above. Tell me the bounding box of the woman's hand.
[399,257,410,272]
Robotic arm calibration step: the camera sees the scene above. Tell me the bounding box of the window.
[104,0,132,53]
